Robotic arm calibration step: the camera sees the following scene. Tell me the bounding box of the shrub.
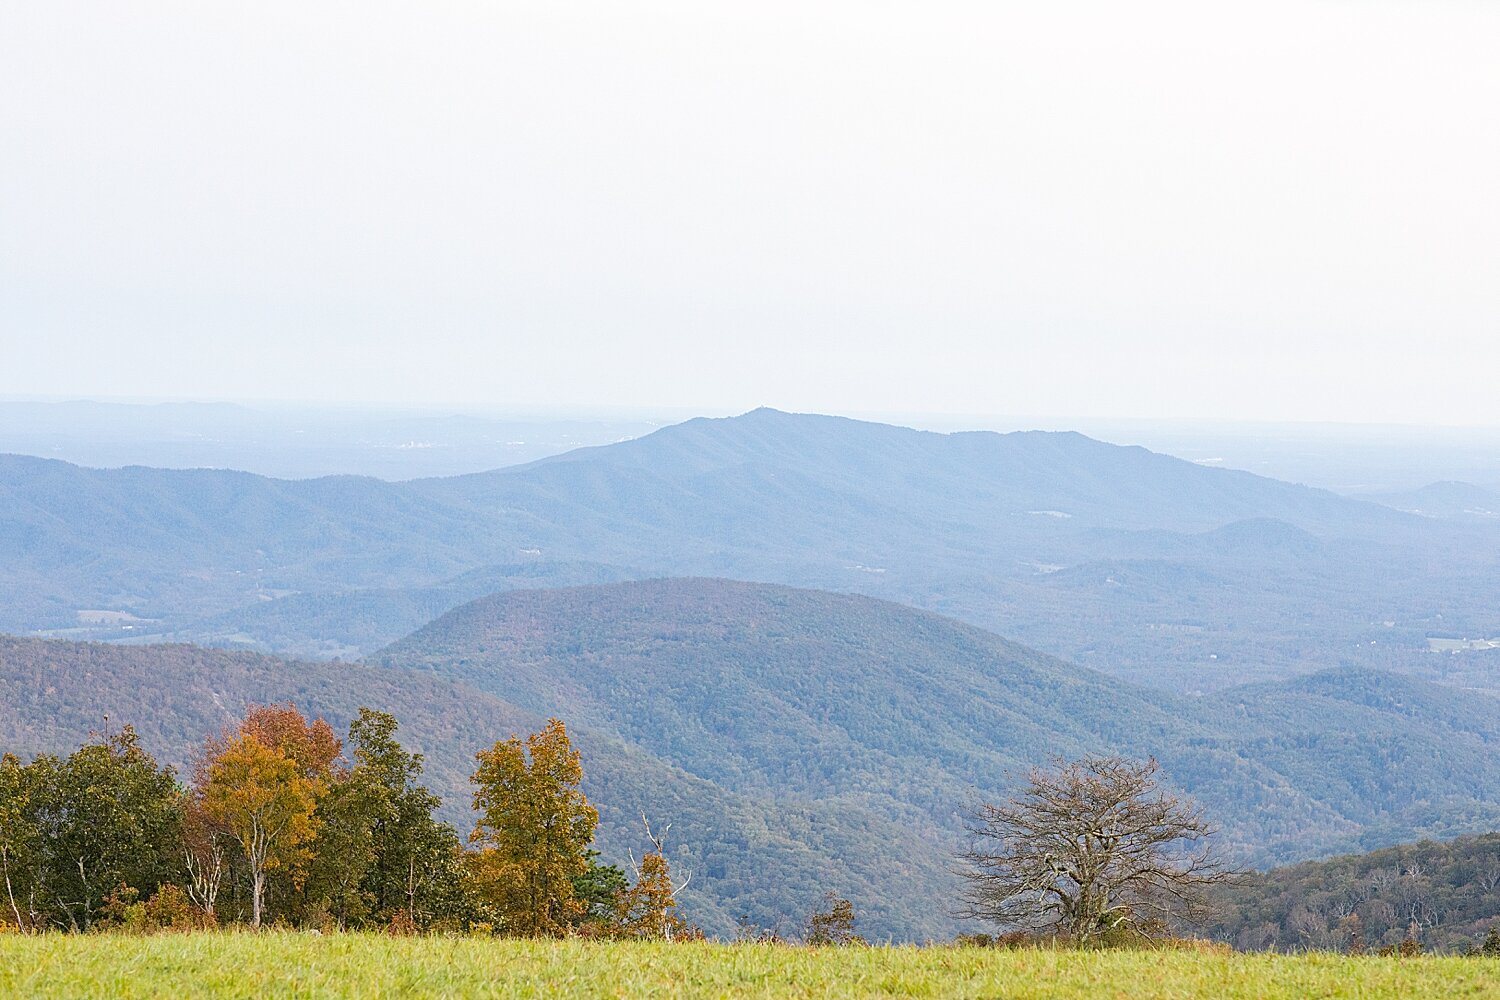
[100,884,216,933]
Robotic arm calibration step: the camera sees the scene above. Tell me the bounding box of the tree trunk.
[251,865,265,928]
[2,852,26,933]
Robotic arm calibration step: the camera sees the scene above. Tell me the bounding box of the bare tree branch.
[956,755,1235,943]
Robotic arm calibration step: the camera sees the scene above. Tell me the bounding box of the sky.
[2,1,1497,424]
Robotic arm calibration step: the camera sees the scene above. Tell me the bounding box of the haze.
[3,1,1497,424]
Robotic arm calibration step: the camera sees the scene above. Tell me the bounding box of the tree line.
[11,703,1500,951]
[0,706,691,938]
[5,701,1238,947]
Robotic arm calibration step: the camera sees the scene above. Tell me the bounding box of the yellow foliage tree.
[200,735,320,927]
[617,816,693,940]
[469,718,598,936]
[618,852,693,940]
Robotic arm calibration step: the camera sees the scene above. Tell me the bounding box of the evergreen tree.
[572,850,629,932]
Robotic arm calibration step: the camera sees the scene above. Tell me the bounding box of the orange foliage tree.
[197,704,339,927]
[469,718,598,936]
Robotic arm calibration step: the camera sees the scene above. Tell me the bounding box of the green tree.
[0,753,42,931]
[348,709,468,926]
[806,893,864,945]
[298,773,378,928]
[470,718,598,936]
[301,709,471,929]
[24,728,183,931]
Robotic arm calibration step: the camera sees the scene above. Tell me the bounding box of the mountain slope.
[373,579,1500,866]
[0,635,952,939]
[10,578,1500,939]
[1210,832,1500,953]
[7,409,1500,689]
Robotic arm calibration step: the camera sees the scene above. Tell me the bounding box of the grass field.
[2,934,1498,999]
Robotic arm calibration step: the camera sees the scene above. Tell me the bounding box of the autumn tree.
[179,793,227,920]
[616,816,693,941]
[202,703,341,782]
[200,735,321,927]
[197,703,340,927]
[469,718,598,936]
[958,755,1232,944]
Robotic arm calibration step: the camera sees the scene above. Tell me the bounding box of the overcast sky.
[2,1,1496,424]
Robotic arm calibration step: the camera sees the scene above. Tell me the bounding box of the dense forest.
[1211,834,1500,954]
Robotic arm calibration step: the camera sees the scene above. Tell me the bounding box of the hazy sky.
[3,1,1496,423]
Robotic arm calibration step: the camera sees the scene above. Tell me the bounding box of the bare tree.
[957,755,1233,944]
[181,796,226,919]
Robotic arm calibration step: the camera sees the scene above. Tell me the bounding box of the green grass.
[3,935,1500,999]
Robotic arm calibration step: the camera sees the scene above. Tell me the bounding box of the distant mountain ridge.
[4,409,1499,690]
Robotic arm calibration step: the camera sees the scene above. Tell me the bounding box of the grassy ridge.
[2,935,1498,999]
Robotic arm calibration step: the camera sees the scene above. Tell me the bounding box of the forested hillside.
[8,410,1500,692]
[9,579,1500,939]
[0,636,952,939]
[1211,833,1500,953]
[369,579,1500,866]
